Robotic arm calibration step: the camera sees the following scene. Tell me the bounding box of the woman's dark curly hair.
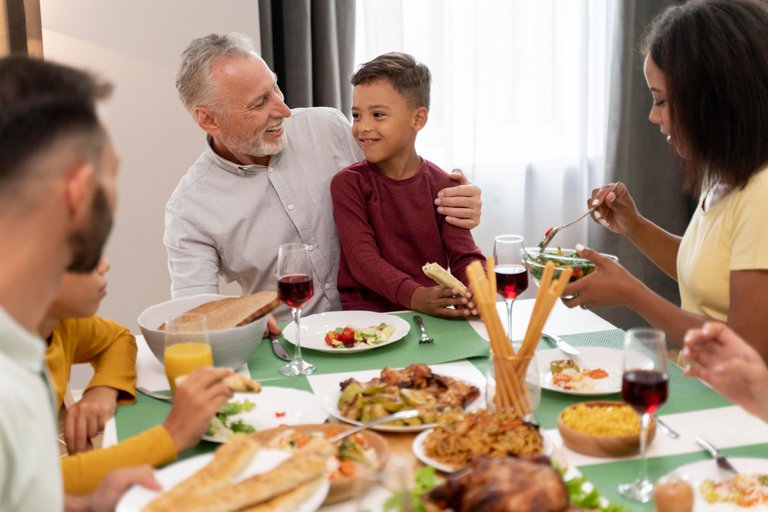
[642,0,768,192]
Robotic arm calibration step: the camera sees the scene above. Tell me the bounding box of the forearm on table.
[625,216,681,280]
[61,426,176,495]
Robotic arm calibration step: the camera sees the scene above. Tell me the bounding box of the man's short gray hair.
[176,32,259,115]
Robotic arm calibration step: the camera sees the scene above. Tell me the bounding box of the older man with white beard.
[165,32,483,321]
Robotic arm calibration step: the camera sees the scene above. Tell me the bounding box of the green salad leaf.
[383,466,444,512]
[205,399,256,438]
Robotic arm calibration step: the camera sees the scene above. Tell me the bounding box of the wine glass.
[618,328,669,503]
[277,243,316,376]
[163,313,213,393]
[493,235,528,347]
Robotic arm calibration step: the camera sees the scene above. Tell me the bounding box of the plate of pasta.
[412,409,548,472]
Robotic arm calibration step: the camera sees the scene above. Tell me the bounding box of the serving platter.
[116,448,329,511]
[282,311,410,353]
[317,363,485,433]
[202,388,328,443]
[672,458,768,511]
[537,347,623,396]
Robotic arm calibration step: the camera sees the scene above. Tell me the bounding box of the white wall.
[41,1,258,336]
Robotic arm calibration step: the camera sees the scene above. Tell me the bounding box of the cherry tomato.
[339,327,356,345]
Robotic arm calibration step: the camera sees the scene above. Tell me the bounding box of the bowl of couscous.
[557,401,656,457]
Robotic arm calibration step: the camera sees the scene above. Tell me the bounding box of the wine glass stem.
[292,306,303,363]
[504,298,515,343]
[637,412,651,483]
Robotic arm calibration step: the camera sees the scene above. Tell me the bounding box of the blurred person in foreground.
[42,259,235,496]
[563,0,768,360]
[682,322,768,423]
[331,52,485,317]
[0,55,230,511]
[164,33,483,324]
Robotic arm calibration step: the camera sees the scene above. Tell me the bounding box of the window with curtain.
[354,0,616,254]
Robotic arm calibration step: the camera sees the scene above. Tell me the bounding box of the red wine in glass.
[278,273,314,308]
[495,264,529,300]
[622,369,668,414]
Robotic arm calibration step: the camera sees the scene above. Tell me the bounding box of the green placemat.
[579,443,768,511]
[247,312,489,380]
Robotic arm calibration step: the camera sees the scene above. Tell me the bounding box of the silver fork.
[413,316,434,344]
[539,182,620,250]
[696,437,739,474]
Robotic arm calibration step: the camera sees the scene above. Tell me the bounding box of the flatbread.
[143,435,260,512]
[422,262,467,295]
[175,439,333,512]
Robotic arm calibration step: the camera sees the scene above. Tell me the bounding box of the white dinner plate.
[537,347,623,396]
[282,311,410,353]
[672,458,768,511]
[412,428,557,473]
[322,366,485,433]
[202,387,329,443]
[116,448,329,511]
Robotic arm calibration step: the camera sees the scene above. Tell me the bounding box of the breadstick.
[422,262,467,295]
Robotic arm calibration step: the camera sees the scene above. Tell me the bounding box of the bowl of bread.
[557,401,656,457]
[138,292,279,370]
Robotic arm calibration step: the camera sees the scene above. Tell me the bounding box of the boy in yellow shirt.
[43,259,235,494]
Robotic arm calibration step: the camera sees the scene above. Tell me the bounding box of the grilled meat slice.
[425,455,569,512]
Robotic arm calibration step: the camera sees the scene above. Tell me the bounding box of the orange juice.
[164,342,213,393]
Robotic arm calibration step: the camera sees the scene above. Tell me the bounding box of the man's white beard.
[224,131,286,159]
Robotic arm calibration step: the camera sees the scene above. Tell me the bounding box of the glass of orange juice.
[163,313,213,393]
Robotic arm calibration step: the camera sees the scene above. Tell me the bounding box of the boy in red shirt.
[331,52,485,317]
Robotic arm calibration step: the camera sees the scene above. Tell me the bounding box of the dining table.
[104,299,768,511]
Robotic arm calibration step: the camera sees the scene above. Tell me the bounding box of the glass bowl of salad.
[522,247,618,286]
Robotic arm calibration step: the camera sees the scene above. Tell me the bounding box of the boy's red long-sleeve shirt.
[330,159,485,312]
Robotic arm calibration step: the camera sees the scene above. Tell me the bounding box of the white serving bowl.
[137,294,267,370]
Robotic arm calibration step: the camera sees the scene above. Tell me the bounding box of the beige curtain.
[0,0,42,57]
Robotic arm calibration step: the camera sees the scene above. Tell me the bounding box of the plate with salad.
[203,387,328,443]
[282,311,410,353]
[671,458,768,510]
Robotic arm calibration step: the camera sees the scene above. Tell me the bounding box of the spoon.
[329,409,420,442]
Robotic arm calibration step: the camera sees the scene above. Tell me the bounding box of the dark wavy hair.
[642,0,768,192]
[351,52,431,110]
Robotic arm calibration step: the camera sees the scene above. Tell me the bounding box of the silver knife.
[266,332,291,361]
[696,437,739,474]
[542,332,581,356]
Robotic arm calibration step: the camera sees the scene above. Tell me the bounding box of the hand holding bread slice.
[422,262,467,296]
